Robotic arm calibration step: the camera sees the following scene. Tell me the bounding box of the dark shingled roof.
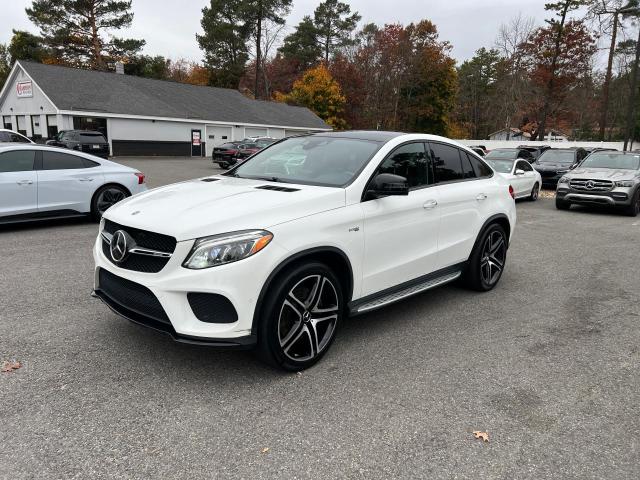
[19,61,330,130]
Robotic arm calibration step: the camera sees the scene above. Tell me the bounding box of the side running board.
[352,270,461,315]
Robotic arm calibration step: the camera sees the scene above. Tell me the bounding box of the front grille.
[98,268,169,324]
[102,220,176,273]
[570,178,613,192]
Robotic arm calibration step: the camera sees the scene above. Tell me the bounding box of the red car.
[234,142,262,162]
[212,141,244,169]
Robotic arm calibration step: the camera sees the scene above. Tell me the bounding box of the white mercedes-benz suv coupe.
[93,132,516,370]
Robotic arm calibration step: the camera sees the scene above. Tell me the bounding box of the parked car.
[234,142,262,162]
[556,151,640,216]
[533,148,587,187]
[212,141,244,169]
[470,147,486,157]
[0,128,34,144]
[0,144,146,224]
[583,147,617,155]
[485,157,542,201]
[93,131,517,371]
[485,148,535,163]
[46,130,110,159]
[249,136,279,147]
[517,144,551,161]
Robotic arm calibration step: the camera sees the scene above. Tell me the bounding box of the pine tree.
[279,16,322,70]
[313,0,361,62]
[8,30,48,63]
[25,0,144,70]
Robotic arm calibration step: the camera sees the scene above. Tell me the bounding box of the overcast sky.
[0,0,565,64]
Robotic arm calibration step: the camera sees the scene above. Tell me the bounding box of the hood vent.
[255,185,300,192]
[200,178,220,182]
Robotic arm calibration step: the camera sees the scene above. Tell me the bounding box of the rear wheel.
[555,198,571,210]
[529,183,540,201]
[462,224,508,292]
[257,263,343,371]
[91,184,129,221]
[622,189,640,217]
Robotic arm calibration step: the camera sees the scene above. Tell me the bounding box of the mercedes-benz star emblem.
[586,180,595,189]
[110,230,129,263]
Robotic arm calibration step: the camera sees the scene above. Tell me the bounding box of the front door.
[361,142,440,296]
[0,150,38,217]
[191,129,202,157]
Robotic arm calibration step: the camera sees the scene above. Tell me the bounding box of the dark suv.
[46,130,109,159]
[533,148,587,187]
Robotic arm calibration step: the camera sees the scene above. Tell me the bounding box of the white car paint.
[0,144,146,221]
[94,133,517,356]
[496,159,542,199]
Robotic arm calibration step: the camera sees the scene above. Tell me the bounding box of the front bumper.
[93,233,286,344]
[556,187,633,206]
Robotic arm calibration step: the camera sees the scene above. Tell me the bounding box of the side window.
[376,142,429,189]
[0,150,36,172]
[467,153,493,178]
[41,151,87,170]
[461,152,476,179]
[519,161,533,172]
[83,158,100,168]
[430,142,464,182]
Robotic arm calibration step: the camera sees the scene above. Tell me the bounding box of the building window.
[73,116,107,139]
[16,116,27,137]
[47,115,58,138]
[30,115,42,140]
[2,116,11,130]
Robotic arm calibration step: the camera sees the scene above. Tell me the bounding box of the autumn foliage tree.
[276,64,347,129]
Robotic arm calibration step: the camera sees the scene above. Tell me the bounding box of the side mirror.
[367,173,409,198]
[515,169,525,176]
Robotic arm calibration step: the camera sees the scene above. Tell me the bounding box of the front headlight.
[557,169,570,174]
[558,176,569,184]
[183,230,273,269]
[615,180,634,188]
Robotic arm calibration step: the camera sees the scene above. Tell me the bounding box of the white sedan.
[485,157,542,200]
[0,144,147,224]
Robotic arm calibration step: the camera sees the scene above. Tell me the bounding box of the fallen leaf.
[261,447,270,454]
[1,360,22,373]
[473,431,489,442]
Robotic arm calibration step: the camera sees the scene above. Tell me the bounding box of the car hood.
[534,163,573,171]
[567,167,639,180]
[103,176,346,241]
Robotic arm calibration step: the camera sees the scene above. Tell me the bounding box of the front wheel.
[91,185,129,221]
[462,224,508,292]
[257,263,343,371]
[529,183,540,201]
[622,189,640,217]
[555,198,571,210]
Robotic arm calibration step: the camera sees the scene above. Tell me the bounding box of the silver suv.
[556,151,640,216]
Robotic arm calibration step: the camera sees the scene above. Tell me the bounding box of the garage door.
[205,125,233,157]
[245,127,268,138]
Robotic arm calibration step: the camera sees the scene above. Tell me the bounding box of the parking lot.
[1,157,639,479]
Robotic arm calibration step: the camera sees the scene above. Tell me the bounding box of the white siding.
[0,66,57,116]
[109,118,205,142]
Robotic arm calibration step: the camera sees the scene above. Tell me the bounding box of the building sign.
[192,130,201,146]
[16,81,33,98]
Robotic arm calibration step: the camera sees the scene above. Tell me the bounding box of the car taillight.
[508,185,515,199]
[135,172,145,184]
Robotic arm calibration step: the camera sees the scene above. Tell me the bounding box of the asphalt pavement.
[1,157,639,479]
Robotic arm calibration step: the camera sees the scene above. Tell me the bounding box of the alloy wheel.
[531,184,539,200]
[96,187,127,215]
[480,230,506,286]
[277,274,339,362]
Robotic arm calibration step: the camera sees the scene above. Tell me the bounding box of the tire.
[555,198,571,210]
[462,223,508,292]
[529,183,540,201]
[622,189,640,217]
[257,262,343,371]
[91,184,129,221]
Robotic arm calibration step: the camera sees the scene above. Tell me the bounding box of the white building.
[0,61,331,156]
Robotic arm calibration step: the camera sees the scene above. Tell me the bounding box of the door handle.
[16,180,33,185]
[79,178,94,182]
[423,199,438,209]
[476,193,488,201]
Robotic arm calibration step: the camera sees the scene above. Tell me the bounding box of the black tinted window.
[468,154,493,177]
[461,153,476,179]
[377,142,430,188]
[0,150,35,172]
[0,132,30,143]
[78,133,106,142]
[42,151,87,170]
[517,161,533,172]
[430,143,464,182]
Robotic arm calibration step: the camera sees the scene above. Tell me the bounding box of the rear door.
[427,143,494,270]
[514,160,535,196]
[0,149,38,217]
[37,150,103,214]
[361,142,440,296]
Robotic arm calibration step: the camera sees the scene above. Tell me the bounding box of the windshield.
[580,153,640,170]
[485,149,517,160]
[485,159,514,173]
[537,150,575,164]
[229,136,382,187]
[79,133,106,142]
